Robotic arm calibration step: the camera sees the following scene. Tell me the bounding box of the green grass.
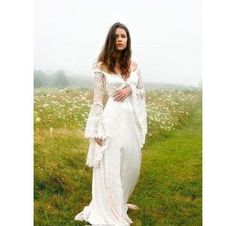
[34,89,202,226]
[128,105,202,226]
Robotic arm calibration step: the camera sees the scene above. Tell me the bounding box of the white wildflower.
[35,117,41,122]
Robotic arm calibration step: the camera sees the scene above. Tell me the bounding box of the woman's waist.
[104,96,134,113]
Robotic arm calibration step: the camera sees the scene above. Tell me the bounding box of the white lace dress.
[74,64,147,226]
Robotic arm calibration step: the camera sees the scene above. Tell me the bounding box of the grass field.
[34,88,202,226]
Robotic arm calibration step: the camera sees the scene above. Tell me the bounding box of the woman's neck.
[115,51,122,63]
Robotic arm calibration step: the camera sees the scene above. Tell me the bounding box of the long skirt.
[74,97,142,226]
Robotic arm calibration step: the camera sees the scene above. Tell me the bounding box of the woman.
[74,22,147,225]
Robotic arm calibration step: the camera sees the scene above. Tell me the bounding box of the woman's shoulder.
[93,62,107,71]
[92,62,110,75]
[131,60,139,72]
[91,62,107,78]
[92,60,139,74]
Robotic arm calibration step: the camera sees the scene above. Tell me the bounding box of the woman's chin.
[116,47,125,51]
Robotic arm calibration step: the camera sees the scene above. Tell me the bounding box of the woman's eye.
[115,35,126,38]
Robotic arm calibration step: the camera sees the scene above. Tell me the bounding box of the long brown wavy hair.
[94,22,132,78]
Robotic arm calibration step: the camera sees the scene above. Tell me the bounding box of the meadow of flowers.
[34,87,202,140]
[34,87,202,225]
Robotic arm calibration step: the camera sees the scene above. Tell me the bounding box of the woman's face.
[115,27,127,51]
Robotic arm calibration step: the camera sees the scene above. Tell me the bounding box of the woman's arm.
[84,71,108,146]
[129,64,148,148]
[135,66,146,98]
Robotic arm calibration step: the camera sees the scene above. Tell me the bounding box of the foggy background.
[34,0,202,88]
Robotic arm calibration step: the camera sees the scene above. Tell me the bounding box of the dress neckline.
[93,65,139,82]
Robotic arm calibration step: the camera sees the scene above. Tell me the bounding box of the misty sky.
[34,0,201,86]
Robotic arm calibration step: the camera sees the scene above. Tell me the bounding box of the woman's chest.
[105,72,138,89]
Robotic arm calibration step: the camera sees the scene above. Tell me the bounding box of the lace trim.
[74,206,90,221]
[84,71,108,139]
[84,104,109,139]
[92,64,140,77]
[129,66,147,148]
[135,66,146,99]
[86,138,109,168]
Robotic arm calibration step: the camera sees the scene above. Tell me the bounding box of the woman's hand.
[94,137,105,146]
[113,85,132,102]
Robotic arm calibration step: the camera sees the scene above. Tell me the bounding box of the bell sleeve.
[84,70,109,140]
[84,69,110,168]
[129,65,148,149]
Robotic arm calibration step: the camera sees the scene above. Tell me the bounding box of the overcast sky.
[34,0,201,86]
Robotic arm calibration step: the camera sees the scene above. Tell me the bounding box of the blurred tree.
[34,70,47,88]
[53,70,69,88]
